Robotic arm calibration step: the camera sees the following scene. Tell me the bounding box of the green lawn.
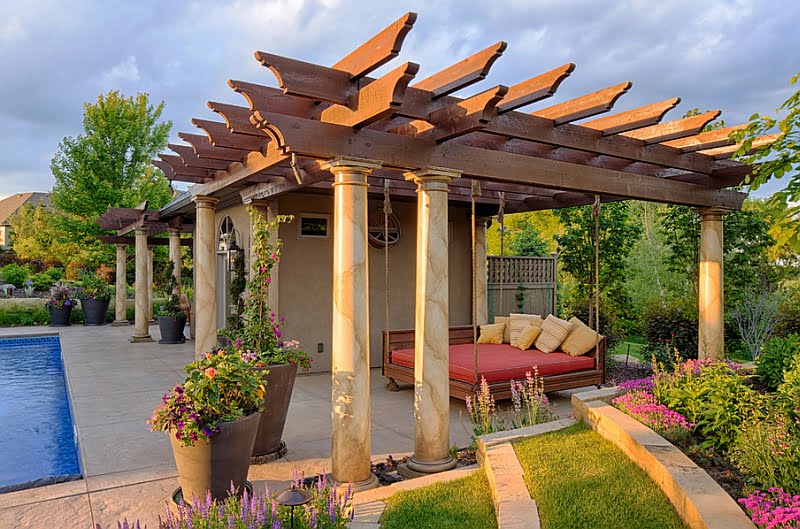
[513,422,689,529]
[381,469,497,529]
[610,340,647,361]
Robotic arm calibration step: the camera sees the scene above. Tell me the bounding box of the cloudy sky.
[0,0,797,200]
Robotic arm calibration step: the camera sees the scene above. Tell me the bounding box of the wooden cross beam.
[661,124,746,152]
[178,133,251,162]
[207,102,264,136]
[332,12,417,80]
[620,110,720,144]
[532,81,632,124]
[168,144,231,171]
[411,41,507,98]
[582,97,681,135]
[192,119,268,151]
[497,64,575,114]
[697,133,782,160]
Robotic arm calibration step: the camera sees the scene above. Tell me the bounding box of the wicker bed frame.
[382,325,606,401]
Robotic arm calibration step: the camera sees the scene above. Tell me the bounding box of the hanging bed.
[382,325,606,401]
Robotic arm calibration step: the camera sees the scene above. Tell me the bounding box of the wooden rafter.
[153,160,175,181]
[255,52,353,105]
[178,133,250,162]
[697,133,782,160]
[207,102,263,136]
[411,41,506,98]
[497,63,575,114]
[620,110,720,144]
[332,12,417,80]
[168,144,231,170]
[661,124,746,152]
[192,119,267,151]
[582,97,680,135]
[532,82,632,124]
[227,80,318,115]
[158,154,213,180]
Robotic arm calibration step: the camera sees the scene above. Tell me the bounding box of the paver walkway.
[0,324,575,528]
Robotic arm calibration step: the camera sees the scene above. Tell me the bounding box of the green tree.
[487,210,561,255]
[47,91,172,268]
[555,201,642,323]
[508,223,549,256]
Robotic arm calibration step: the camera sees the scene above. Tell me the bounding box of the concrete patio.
[0,324,574,528]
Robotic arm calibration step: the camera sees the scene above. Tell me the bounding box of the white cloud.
[98,56,141,87]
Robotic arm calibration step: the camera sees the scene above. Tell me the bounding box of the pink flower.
[204,367,218,379]
[266,277,271,283]
[270,253,277,259]
[260,266,267,273]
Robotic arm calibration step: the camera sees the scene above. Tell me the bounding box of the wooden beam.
[582,97,680,135]
[255,52,353,105]
[207,102,263,136]
[533,81,632,124]
[159,154,213,180]
[697,133,782,160]
[192,119,268,151]
[178,133,250,162]
[620,110,720,144]
[497,63,575,114]
[411,41,507,98]
[192,145,290,196]
[227,80,318,115]
[332,12,417,80]
[153,160,175,181]
[320,61,419,127]
[168,144,230,170]
[248,112,745,208]
[99,235,193,247]
[661,124,746,152]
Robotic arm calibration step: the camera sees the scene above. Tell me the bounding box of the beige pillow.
[509,313,543,345]
[560,317,603,356]
[534,315,574,353]
[494,316,511,343]
[512,324,541,351]
[477,323,505,345]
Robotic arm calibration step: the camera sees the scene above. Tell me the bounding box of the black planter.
[81,298,110,326]
[48,304,73,327]
[158,315,187,344]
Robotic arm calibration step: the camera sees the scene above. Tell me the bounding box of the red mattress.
[390,343,595,384]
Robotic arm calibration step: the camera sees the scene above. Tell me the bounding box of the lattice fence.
[487,254,558,319]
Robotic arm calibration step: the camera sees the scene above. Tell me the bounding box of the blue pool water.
[0,336,82,491]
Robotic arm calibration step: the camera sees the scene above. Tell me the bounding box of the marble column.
[147,246,155,323]
[168,228,182,292]
[698,207,726,360]
[322,156,382,492]
[475,217,489,326]
[193,195,219,357]
[405,166,461,474]
[112,244,128,326]
[130,228,152,342]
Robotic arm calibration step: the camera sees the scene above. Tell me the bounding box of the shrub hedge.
[0,298,141,326]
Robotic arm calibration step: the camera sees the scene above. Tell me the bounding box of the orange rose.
[205,367,218,378]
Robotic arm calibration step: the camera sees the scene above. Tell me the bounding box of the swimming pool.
[0,335,82,492]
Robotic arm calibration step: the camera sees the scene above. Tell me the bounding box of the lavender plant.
[509,367,555,428]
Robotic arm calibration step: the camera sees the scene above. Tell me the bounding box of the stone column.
[168,228,182,291]
[147,246,155,323]
[130,228,152,342]
[475,217,489,326]
[193,195,219,357]
[698,207,726,360]
[322,156,382,491]
[112,244,128,326]
[404,166,461,474]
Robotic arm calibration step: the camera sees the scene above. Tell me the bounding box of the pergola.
[118,12,777,490]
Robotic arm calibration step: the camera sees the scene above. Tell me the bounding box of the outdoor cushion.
[494,316,512,343]
[390,343,595,384]
[534,315,574,353]
[560,317,604,357]
[512,324,541,351]
[478,323,505,345]
[509,313,543,345]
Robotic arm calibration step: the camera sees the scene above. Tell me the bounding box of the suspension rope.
[384,180,392,335]
[471,180,481,387]
[497,192,506,316]
[593,195,601,351]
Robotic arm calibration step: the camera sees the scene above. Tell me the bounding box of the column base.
[129,334,153,343]
[404,455,457,475]
[111,320,130,327]
[334,472,379,493]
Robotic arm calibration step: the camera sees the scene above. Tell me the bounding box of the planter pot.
[48,304,73,327]
[81,298,110,326]
[169,411,260,501]
[252,363,298,461]
[158,315,187,344]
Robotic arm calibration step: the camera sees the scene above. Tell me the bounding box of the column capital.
[694,207,731,221]
[321,156,383,174]
[115,243,127,250]
[192,195,219,209]
[404,166,461,190]
[167,227,181,235]
[134,227,148,236]
[244,198,273,209]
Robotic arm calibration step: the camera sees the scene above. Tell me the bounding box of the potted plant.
[223,208,311,462]
[149,350,265,501]
[157,263,186,344]
[79,271,112,325]
[46,281,75,326]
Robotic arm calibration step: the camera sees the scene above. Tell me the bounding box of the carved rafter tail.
[497,63,576,114]
[533,81,633,124]
[582,97,681,136]
[320,61,420,128]
[168,144,231,171]
[255,51,352,104]
[227,80,319,116]
[411,41,507,98]
[620,110,720,144]
[178,133,251,162]
[152,160,175,180]
[697,133,783,160]
[424,85,509,142]
[661,124,747,152]
[332,12,417,80]
[207,102,263,136]
[192,118,268,151]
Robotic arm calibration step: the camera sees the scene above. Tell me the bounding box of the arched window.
[218,216,236,252]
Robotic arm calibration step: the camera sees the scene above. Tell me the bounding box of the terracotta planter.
[169,411,260,501]
[48,304,73,327]
[81,298,110,326]
[158,315,186,344]
[252,363,298,461]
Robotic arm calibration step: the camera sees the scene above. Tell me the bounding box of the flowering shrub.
[617,376,654,393]
[509,367,555,428]
[739,488,800,529]
[149,350,265,446]
[45,281,75,309]
[466,377,501,437]
[612,390,694,433]
[78,271,111,300]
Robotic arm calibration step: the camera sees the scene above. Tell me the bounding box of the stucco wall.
[215,191,474,373]
[0,225,10,249]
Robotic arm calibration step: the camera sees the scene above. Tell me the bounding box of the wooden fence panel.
[487,254,558,319]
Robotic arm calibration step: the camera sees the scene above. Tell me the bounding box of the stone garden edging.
[571,389,756,529]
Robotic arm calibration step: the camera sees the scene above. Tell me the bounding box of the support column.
[193,195,219,357]
[322,156,382,491]
[147,246,155,323]
[112,244,128,326]
[405,166,461,475]
[698,207,726,360]
[168,228,182,291]
[130,228,152,342]
[475,217,489,326]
